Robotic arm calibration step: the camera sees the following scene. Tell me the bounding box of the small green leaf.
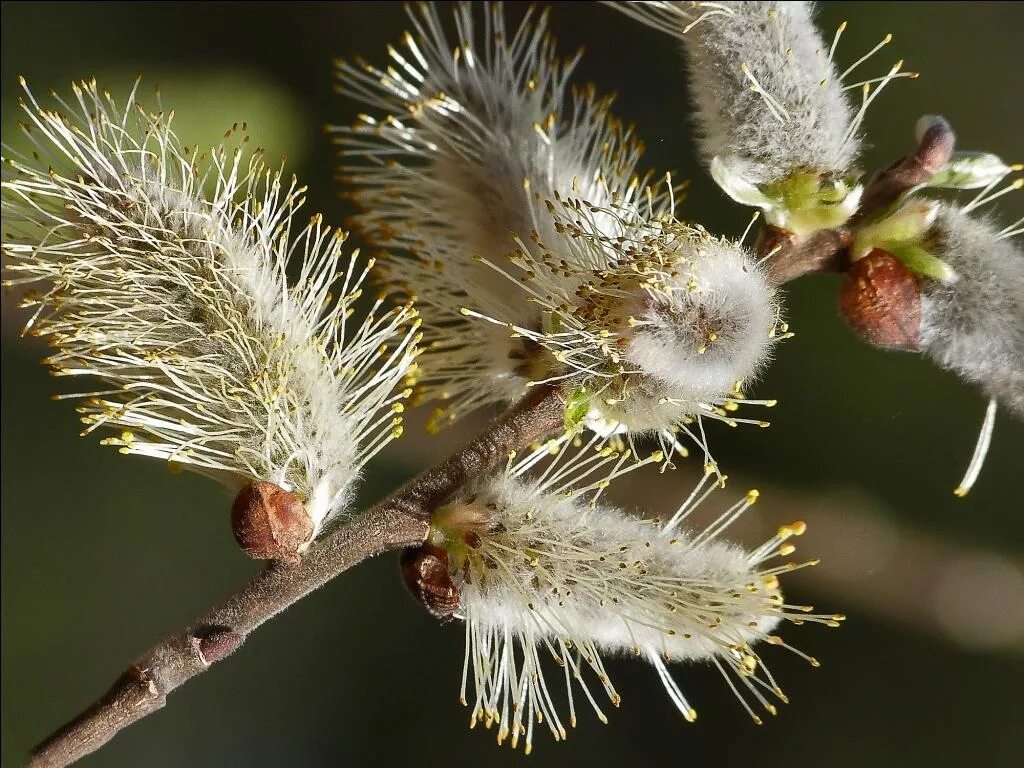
[928,151,1014,190]
[851,200,938,259]
[888,244,958,283]
[563,387,591,431]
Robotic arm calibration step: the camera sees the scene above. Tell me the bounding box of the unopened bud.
[914,115,953,146]
[231,481,313,564]
[400,543,460,620]
[839,249,922,352]
[194,627,244,665]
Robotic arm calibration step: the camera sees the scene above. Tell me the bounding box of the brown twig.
[28,385,566,768]
[759,226,852,284]
[24,116,962,767]
[850,117,956,228]
[760,118,956,281]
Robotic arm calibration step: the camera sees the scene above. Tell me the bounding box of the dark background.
[3,3,1023,767]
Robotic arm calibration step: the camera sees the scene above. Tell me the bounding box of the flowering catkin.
[626,2,857,179]
[336,3,647,418]
[336,1,782,463]
[610,1,911,235]
[417,441,838,751]
[491,197,784,451]
[2,79,420,537]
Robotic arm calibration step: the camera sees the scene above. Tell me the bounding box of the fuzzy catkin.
[2,80,419,533]
[626,238,780,406]
[336,2,649,422]
[920,206,1024,416]
[683,1,857,181]
[428,441,839,751]
[613,1,859,182]
[521,201,783,445]
[337,2,782,465]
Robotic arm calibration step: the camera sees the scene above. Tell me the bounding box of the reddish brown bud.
[231,481,313,564]
[839,249,922,351]
[193,627,244,665]
[400,544,460,620]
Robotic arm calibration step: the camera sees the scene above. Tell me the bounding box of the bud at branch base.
[231,481,314,563]
[839,249,922,352]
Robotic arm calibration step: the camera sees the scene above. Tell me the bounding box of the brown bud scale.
[194,627,244,665]
[400,544,461,620]
[839,249,922,352]
[231,481,314,564]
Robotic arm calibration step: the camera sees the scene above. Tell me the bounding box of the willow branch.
[759,226,852,284]
[28,385,566,768]
[850,117,956,227]
[760,119,956,282]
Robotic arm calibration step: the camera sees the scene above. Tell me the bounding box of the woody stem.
[28,385,566,768]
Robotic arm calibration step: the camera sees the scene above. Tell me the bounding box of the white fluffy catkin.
[682,1,857,182]
[625,235,781,408]
[2,79,420,534]
[336,2,649,424]
[428,442,838,752]
[337,2,782,465]
[612,1,862,181]
[920,206,1024,417]
[501,197,783,459]
[610,2,914,235]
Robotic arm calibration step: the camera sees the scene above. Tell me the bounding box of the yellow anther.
[778,520,807,539]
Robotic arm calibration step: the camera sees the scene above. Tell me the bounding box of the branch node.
[193,627,244,666]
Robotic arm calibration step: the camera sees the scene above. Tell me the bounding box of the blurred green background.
[2,2,1022,766]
